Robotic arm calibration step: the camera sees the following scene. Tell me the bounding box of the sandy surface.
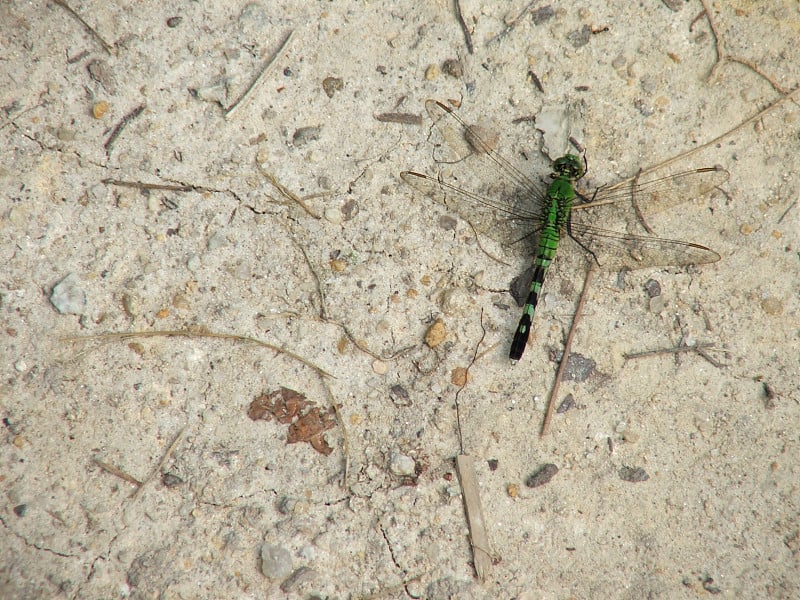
[1,1,799,598]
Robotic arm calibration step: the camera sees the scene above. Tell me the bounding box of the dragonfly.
[401,99,729,362]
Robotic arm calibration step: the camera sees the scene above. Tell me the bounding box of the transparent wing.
[578,166,730,216]
[568,166,728,269]
[401,99,548,245]
[568,221,721,270]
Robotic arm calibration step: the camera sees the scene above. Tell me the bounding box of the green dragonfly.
[401,99,728,362]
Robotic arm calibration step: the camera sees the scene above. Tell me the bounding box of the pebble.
[50,273,87,315]
[280,567,317,593]
[536,105,570,158]
[649,295,666,314]
[260,542,292,579]
[644,278,661,298]
[389,453,416,476]
[292,126,321,147]
[439,288,472,316]
[761,297,783,316]
[619,466,649,482]
[450,367,469,387]
[92,101,109,119]
[425,64,440,80]
[441,58,463,78]
[324,207,343,225]
[424,319,446,348]
[122,292,140,318]
[371,359,387,375]
[322,76,344,98]
[525,463,559,488]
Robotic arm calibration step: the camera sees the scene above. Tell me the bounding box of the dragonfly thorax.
[551,154,585,181]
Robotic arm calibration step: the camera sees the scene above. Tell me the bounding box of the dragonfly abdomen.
[509,223,560,362]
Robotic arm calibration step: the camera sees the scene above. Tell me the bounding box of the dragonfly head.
[551,154,585,180]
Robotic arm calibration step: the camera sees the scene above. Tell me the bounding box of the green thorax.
[542,154,584,233]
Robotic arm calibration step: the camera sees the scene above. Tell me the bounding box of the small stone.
[166,16,183,27]
[292,126,321,147]
[619,465,649,482]
[556,394,575,414]
[441,58,463,78]
[14,359,27,372]
[560,352,595,382]
[324,207,343,225]
[525,463,559,488]
[87,59,116,93]
[13,504,27,517]
[566,24,591,48]
[389,453,416,476]
[532,5,555,24]
[439,287,472,316]
[56,127,77,141]
[644,278,661,298]
[424,64,440,80]
[424,319,446,348]
[50,273,87,315]
[450,367,469,387]
[739,223,753,235]
[260,542,292,579]
[389,384,411,407]
[372,359,387,375]
[322,76,344,98]
[649,294,666,314]
[92,101,109,119]
[280,567,317,593]
[161,472,183,487]
[761,297,783,316]
[329,258,347,272]
[122,293,140,318]
[507,483,519,498]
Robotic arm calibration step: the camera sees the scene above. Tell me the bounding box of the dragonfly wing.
[569,221,721,270]
[400,171,538,243]
[579,166,730,216]
[401,100,549,247]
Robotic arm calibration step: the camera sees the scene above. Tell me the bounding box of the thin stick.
[629,168,654,234]
[777,200,796,224]
[62,329,334,379]
[256,163,321,219]
[104,104,146,154]
[102,179,206,193]
[624,342,725,368]
[128,426,186,509]
[225,30,294,119]
[453,0,474,54]
[540,263,595,437]
[50,0,114,55]
[486,1,540,46]
[456,455,492,582]
[454,309,487,454]
[93,457,142,487]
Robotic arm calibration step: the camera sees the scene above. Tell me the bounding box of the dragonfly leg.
[566,213,601,267]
